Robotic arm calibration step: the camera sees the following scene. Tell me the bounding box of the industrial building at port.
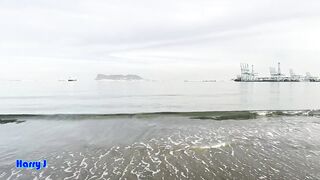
[235,62,320,82]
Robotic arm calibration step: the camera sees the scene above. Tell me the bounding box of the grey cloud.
[1,0,320,80]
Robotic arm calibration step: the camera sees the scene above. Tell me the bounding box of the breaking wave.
[0,110,319,122]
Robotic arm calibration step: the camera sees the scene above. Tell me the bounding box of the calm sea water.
[0,80,320,114]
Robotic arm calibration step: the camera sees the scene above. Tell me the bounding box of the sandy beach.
[1,111,320,179]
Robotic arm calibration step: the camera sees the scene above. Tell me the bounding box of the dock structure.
[234,62,320,82]
[239,63,256,81]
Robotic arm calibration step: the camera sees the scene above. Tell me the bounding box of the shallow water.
[0,112,320,179]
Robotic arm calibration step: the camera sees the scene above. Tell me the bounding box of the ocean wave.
[0,109,319,121]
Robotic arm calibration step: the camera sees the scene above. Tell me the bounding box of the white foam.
[195,142,228,149]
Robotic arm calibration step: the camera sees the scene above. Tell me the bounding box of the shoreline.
[1,114,320,179]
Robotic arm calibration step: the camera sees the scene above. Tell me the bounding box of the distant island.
[95,74,143,81]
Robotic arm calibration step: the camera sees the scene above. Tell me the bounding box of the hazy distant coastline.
[95,74,143,81]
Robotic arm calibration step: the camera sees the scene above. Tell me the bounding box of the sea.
[0,80,320,179]
[1,80,320,114]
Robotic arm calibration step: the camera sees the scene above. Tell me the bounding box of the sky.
[1,0,320,81]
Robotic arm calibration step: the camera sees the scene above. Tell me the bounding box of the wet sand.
[0,112,320,179]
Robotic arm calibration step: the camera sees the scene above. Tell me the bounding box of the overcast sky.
[1,0,320,81]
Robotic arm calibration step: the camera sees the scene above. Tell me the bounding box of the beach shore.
[1,112,320,179]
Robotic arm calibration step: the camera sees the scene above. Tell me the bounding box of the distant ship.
[234,62,320,82]
[67,79,77,82]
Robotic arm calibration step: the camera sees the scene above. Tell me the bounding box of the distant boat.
[184,80,216,82]
[202,80,217,82]
[67,79,77,82]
